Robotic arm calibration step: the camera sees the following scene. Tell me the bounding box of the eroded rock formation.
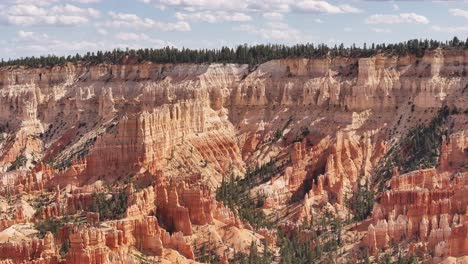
[365,132,468,260]
[0,50,467,263]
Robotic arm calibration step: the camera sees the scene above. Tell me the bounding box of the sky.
[0,0,467,60]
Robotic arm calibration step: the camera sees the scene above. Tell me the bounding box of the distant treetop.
[1,37,466,69]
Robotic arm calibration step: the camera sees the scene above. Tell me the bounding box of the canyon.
[0,49,467,263]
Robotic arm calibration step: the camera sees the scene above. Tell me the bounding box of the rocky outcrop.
[82,97,243,186]
[365,132,468,257]
[0,50,467,263]
[1,50,466,183]
[126,185,156,218]
[0,232,57,263]
[111,216,194,259]
[256,129,385,219]
[440,132,467,171]
[156,184,193,235]
[156,182,243,235]
[66,228,110,264]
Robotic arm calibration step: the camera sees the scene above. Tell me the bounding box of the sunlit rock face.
[0,49,467,263]
[365,132,468,260]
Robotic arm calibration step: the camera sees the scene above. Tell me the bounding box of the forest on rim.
[1,37,467,68]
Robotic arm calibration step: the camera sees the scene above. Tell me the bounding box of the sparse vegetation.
[131,250,152,264]
[216,161,280,229]
[230,241,272,264]
[374,105,450,190]
[273,116,294,142]
[278,211,342,264]
[347,177,374,222]
[89,190,128,221]
[35,218,66,238]
[274,129,283,141]
[52,136,97,171]
[60,239,70,258]
[7,155,27,171]
[31,194,52,218]
[293,127,311,143]
[194,241,222,264]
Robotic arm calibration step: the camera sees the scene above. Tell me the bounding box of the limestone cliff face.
[0,231,57,263]
[365,132,468,259]
[0,51,466,181]
[1,50,465,120]
[0,50,467,263]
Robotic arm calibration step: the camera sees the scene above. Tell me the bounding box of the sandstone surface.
[0,50,467,263]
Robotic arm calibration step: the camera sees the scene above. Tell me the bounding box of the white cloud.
[248,1,290,13]
[142,0,247,12]
[104,11,191,31]
[449,8,468,19]
[287,1,363,14]
[17,30,49,40]
[7,5,47,16]
[116,32,151,41]
[10,0,58,6]
[97,28,108,35]
[106,11,155,28]
[4,30,172,59]
[9,30,100,55]
[233,22,309,43]
[392,4,399,11]
[365,13,429,24]
[51,4,100,18]
[233,24,256,32]
[372,28,391,33]
[17,30,34,38]
[336,4,362,14]
[114,33,171,49]
[292,1,342,13]
[263,12,284,21]
[314,18,323,23]
[1,3,100,26]
[432,25,468,33]
[344,27,352,32]
[71,0,101,3]
[24,41,99,53]
[175,11,251,23]
[140,0,362,14]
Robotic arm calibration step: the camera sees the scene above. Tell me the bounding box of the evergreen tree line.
[1,37,466,68]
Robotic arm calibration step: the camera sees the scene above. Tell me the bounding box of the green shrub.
[60,239,70,258]
[348,177,374,222]
[274,129,283,141]
[90,190,128,221]
[216,161,279,229]
[278,211,342,264]
[35,218,65,238]
[7,155,27,171]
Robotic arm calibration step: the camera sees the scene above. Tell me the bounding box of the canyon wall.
[0,49,467,263]
[365,132,468,260]
[1,50,466,182]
